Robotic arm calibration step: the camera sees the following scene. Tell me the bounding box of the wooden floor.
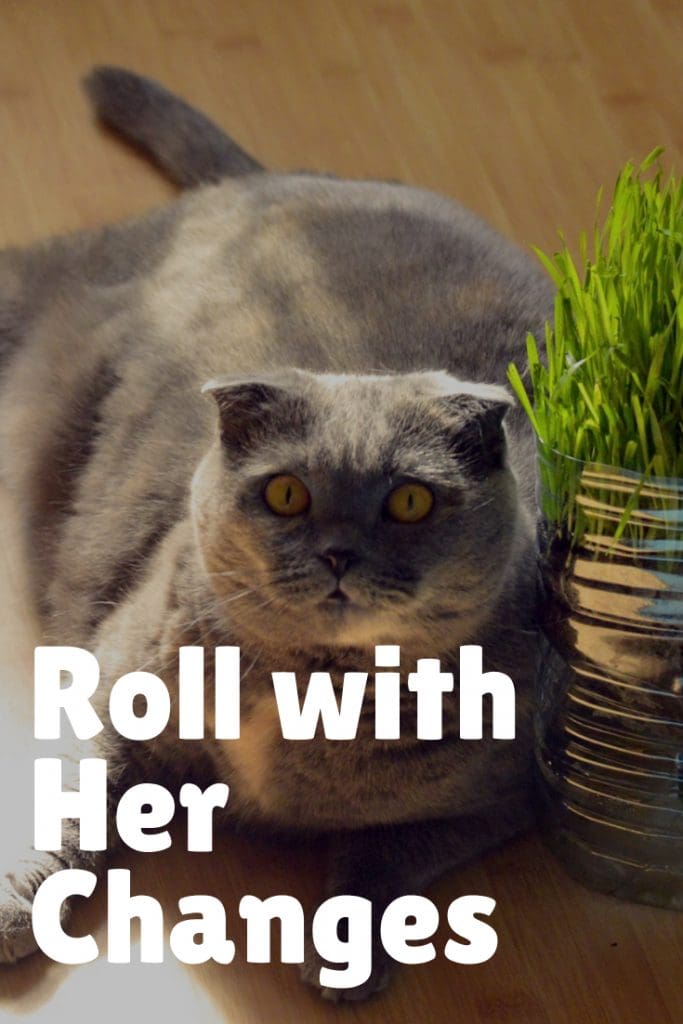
[0,1,682,1022]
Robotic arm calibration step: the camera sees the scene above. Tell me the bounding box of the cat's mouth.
[324,586,351,604]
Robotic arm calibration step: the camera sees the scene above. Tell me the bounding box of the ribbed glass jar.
[536,444,683,908]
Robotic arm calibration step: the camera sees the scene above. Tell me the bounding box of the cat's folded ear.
[202,374,307,456]
[433,381,514,478]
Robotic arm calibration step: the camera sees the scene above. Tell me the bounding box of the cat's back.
[123,169,553,384]
[1,168,552,476]
[3,168,551,375]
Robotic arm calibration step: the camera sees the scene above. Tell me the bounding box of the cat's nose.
[318,548,355,579]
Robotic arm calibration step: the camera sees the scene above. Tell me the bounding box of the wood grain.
[0,1,681,1022]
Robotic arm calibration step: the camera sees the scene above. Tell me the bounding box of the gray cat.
[0,68,553,998]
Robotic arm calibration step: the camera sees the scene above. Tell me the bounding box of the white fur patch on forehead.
[312,369,513,404]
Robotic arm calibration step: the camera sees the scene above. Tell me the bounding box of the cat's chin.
[310,599,404,648]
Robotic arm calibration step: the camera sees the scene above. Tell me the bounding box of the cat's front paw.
[0,854,68,964]
[0,876,38,963]
[300,937,395,1002]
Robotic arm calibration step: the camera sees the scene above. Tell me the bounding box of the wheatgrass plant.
[508,149,683,554]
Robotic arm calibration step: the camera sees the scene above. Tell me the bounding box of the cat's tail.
[83,66,263,188]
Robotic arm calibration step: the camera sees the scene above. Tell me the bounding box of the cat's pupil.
[285,484,292,505]
[407,492,414,510]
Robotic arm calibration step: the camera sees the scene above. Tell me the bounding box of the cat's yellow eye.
[264,474,311,516]
[386,483,434,523]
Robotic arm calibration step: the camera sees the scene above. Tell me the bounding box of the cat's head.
[190,369,524,654]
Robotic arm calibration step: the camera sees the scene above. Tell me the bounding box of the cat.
[0,67,553,999]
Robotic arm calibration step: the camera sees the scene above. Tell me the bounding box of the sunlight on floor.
[0,949,225,1024]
